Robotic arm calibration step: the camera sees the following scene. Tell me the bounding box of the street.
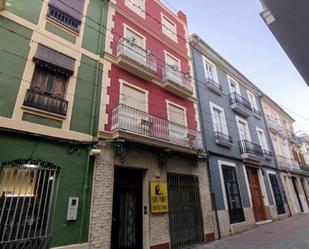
[203,214,309,249]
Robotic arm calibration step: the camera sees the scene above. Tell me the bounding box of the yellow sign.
[150,181,168,213]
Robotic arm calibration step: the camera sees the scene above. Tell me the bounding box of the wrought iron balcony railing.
[266,116,286,136]
[214,131,233,144]
[111,104,202,149]
[252,108,261,117]
[23,89,68,116]
[276,155,291,169]
[239,140,264,158]
[229,92,252,112]
[117,37,157,73]
[162,65,193,92]
[263,149,273,160]
[205,78,223,95]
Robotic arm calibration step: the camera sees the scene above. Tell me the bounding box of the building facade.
[0,0,108,248]
[190,34,288,238]
[89,1,215,249]
[261,97,309,215]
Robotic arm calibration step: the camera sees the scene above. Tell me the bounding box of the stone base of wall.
[51,243,89,249]
[150,242,170,249]
[205,233,216,242]
[217,207,256,238]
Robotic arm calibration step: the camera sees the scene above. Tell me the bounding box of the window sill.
[46,17,80,37]
[22,105,67,121]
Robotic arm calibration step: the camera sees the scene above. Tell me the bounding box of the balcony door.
[124,28,146,65]
[168,103,186,144]
[257,128,269,152]
[236,117,251,141]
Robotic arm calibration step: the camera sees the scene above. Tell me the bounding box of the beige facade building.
[261,95,309,216]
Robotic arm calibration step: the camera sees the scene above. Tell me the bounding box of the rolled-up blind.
[48,0,84,21]
[33,44,76,76]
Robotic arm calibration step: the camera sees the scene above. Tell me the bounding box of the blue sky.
[165,0,309,133]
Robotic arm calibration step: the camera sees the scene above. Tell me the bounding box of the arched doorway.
[0,159,59,249]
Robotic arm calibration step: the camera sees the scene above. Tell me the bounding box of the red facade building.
[89,1,216,249]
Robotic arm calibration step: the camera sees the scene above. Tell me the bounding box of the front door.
[246,167,267,222]
[268,174,285,215]
[167,174,204,249]
[291,177,304,212]
[111,168,143,249]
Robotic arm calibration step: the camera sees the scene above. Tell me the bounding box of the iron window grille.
[239,140,264,158]
[214,131,233,144]
[229,92,252,112]
[47,5,81,33]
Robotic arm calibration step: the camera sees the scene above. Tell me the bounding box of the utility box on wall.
[66,197,79,221]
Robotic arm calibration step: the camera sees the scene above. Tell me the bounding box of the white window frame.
[119,80,148,112]
[166,100,187,126]
[209,102,228,135]
[123,24,146,49]
[236,116,251,141]
[247,90,258,110]
[218,160,245,214]
[161,13,177,42]
[164,51,181,70]
[125,0,146,18]
[256,127,269,151]
[203,56,218,83]
[227,75,241,95]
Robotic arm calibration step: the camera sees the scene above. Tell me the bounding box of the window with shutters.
[125,0,145,18]
[47,0,85,33]
[257,128,269,151]
[121,83,146,112]
[161,14,177,42]
[165,52,180,71]
[227,75,241,95]
[247,91,259,111]
[236,116,251,141]
[23,65,69,116]
[203,57,218,83]
[168,103,185,126]
[125,27,145,48]
[210,102,228,135]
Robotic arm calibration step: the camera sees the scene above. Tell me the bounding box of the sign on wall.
[150,181,168,213]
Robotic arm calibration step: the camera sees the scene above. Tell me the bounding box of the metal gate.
[0,159,59,249]
[167,174,204,249]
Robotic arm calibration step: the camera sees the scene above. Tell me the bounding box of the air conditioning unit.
[0,0,5,10]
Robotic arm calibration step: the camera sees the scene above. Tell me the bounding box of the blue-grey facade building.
[190,34,289,238]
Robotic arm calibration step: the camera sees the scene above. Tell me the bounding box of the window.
[236,117,251,141]
[125,0,145,18]
[162,15,177,41]
[203,57,218,82]
[168,103,185,126]
[165,52,180,71]
[125,27,144,48]
[228,76,240,95]
[257,128,269,151]
[23,65,69,115]
[121,83,146,112]
[210,102,228,135]
[222,165,245,224]
[247,91,258,111]
[47,0,84,33]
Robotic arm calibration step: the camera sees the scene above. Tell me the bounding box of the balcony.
[263,149,273,160]
[276,155,292,171]
[266,116,286,137]
[116,37,157,81]
[214,131,233,148]
[111,104,203,153]
[162,65,193,98]
[205,78,223,96]
[239,140,264,161]
[290,159,301,171]
[252,108,261,119]
[23,89,68,116]
[229,92,252,117]
[300,163,309,172]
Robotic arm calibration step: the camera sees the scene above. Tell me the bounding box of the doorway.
[246,167,267,222]
[111,168,143,249]
[291,177,304,213]
[268,174,285,215]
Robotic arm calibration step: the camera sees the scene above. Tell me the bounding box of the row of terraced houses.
[0,1,309,249]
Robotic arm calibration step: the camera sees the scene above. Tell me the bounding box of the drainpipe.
[191,36,221,239]
[258,94,292,216]
[79,0,106,243]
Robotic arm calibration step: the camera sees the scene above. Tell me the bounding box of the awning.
[48,0,84,21]
[33,44,76,76]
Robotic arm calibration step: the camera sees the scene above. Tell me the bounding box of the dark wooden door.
[246,167,266,222]
[111,168,143,249]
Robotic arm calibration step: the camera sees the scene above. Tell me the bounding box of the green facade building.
[0,0,108,248]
